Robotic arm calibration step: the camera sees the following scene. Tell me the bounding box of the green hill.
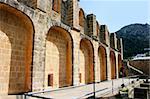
[116,23,150,59]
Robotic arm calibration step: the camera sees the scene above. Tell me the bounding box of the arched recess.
[79,38,94,84]
[98,46,107,81]
[110,51,116,79]
[0,3,34,94]
[45,26,73,88]
[79,8,85,27]
[118,54,122,77]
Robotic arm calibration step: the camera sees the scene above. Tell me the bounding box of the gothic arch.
[45,26,73,88]
[110,51,116,79]
[98,46,107,81]
[79,38,94,84]
[0,3,34,94]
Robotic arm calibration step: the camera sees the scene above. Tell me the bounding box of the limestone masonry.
[0,0,123,94]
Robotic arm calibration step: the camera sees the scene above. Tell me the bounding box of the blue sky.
[79,0,150,32]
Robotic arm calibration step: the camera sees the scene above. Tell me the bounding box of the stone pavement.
[28,78,138,99]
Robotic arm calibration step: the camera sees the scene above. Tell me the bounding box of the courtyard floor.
[27,78,138,99]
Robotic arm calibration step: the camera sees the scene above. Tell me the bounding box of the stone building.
[0,0,123,95]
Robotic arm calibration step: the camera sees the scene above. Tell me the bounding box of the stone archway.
[0,4,34,94]
[98,46,107,81]
[45,26,73,88]
[118,54,122,77]
[79,39,94,84]
[110,51,116,79]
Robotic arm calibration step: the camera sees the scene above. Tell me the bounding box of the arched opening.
[45,26,73,88]
[0,4,34,94]
[98,46,107,81]
[118,54,122,78]
[110,51,116,79]
[79,39,94,84]
[79,8,85,27]
[52,0,61,13]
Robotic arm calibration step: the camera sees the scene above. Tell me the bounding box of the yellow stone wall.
[0,0,123,94]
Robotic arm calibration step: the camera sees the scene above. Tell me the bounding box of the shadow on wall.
[0,4,33,94]
[80,39,94,84]
[98,46,107,81]
[110,51,116,79]
[46,27,73,88]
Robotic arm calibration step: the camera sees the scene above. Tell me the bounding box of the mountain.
[116,23,150,59]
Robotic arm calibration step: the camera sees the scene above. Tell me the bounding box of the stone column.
[115,52,119,79]
[32,12,47,91]
[86,14,97,36]
[71,30,81,86]
[93,41,100,82]
[67,0,80,29]
[120,38,123,60]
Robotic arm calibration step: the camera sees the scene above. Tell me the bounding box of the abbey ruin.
[0,0,123,94]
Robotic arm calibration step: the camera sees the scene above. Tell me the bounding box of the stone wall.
[129,59,150,75]
[0,0,123,94]
[87,14,96,37]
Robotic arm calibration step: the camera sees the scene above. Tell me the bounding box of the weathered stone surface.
[0,0,123,94]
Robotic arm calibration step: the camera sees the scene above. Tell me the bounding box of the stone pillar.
[32,12,47,92]
[105,26,110,46]
[67,0,80,29]
[117,38,121,51]
[110,33,114,49]
[117,38,123,60]
[110,33,117,49]
[100,25,110,46]
[120,38,123,60]
[114,33,117,50]
[71,30,81,86]
[106,47,111,80]
[99,25,105,43]
[93,41,100,82]
[115,52,119,79]
[86,14,97,37]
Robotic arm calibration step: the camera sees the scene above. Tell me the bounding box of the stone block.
[134,87,149,99]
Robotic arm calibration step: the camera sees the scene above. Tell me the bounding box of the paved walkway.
[29,78,138,99]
